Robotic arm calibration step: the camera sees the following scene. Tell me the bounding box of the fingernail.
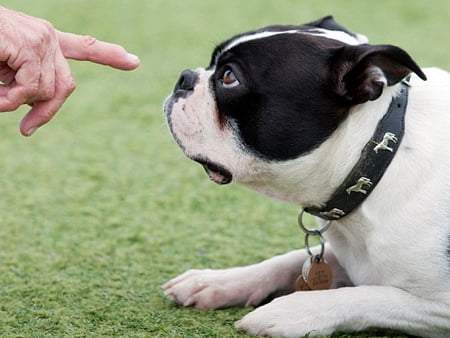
[127,53,140,66]
[25,127,37,136]
[127,53,139,61]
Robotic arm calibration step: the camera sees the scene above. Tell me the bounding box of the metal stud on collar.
[303,78,410,221]
[373,132,398,153]
[346,177,373,195]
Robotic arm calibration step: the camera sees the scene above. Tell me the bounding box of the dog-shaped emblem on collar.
[373,132,399,153]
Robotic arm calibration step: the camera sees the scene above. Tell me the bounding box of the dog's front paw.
[162,266,279,309]
[235,291,338,337]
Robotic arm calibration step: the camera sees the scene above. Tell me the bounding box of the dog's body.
[163,16,450,337]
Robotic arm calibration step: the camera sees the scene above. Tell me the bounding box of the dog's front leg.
[162,244,351,309]
[235,285,450,337]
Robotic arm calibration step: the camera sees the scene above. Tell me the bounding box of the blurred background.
[0,1,448,336]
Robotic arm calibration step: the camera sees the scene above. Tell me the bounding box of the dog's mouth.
[192,158,232,185]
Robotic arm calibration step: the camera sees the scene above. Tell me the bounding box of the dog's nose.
[174,69,198,92]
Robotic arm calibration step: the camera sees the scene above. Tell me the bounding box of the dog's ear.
[328,44,427,104]
[306,16,368,44]
[307,15,350,33]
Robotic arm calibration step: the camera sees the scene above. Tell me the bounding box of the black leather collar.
[305,79,410,221]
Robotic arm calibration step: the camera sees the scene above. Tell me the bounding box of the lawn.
[0,0,448,337]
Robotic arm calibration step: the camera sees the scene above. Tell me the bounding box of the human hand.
[0,6,140,136]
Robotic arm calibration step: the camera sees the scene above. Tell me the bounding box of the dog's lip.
[192,157,232,185]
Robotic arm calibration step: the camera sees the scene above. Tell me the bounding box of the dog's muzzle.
[165,70,233,185]
[173,69,198,97]
[164,69,199,114]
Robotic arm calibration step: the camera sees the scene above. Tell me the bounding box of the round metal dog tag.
[295,274,311,292]
[304,256,333,290]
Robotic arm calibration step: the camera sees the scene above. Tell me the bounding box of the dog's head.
[164,16,425,202]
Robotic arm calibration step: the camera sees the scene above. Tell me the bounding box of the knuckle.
[26,81,40,95]
[38,87,55,101]
[81,36,99,60]
[83,35,97,45]
[39,19,55,34]
[29,19,56,47]
[67,78,77,95]
[83,35,98,50]
[61,78,77,97]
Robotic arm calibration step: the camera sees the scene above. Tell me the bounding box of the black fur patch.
[211,33,351,160]
[208,18,424,161]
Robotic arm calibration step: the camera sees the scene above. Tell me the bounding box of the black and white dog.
[163,16,450,337]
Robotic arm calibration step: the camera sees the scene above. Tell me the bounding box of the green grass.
[0,0,448,337]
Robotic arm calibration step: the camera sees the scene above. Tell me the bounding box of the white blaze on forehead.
[221,30,300,55]
[306,28,368,45]
[214,27,367,65]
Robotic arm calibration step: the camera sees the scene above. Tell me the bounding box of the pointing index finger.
[56,31,140,70]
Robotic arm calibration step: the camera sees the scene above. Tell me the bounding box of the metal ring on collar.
[297,209,332,236]
[305,233,325,259]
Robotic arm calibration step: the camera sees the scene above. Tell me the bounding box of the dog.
[162,16,450,337]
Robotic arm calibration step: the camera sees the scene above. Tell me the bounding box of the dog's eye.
[221,69,240,88]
